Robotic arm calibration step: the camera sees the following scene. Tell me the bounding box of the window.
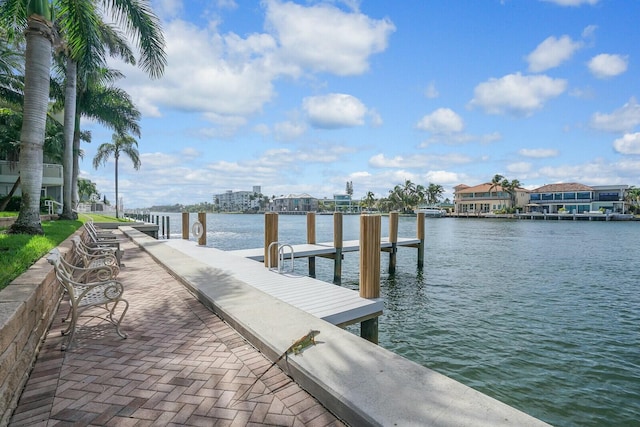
[563,192,576,200]
[577,192,591,200]
[530,194,541,201]
[598,192,619,201]
[541,193,553,201]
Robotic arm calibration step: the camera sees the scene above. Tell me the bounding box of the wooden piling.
[166,216,170,239]
[307,212,316,278]
[161,216,165,238]
[360,214,381,344]
[388,211,398,274]
[333,212,343,284]
[182,212,189,239]
[197,212,206,246]
[264,212,278,268]
[417,212,425,269]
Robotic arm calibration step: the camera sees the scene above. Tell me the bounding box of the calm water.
[155,213,640,427]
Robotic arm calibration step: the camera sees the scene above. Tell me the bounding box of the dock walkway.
[228,237,421,262]
[163,239,383,327]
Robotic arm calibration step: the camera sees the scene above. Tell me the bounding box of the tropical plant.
[54,0,165,219]
[92,133,140,218]
[625,186,640,213]
[77,177,99,202]
[364,191,376,210]
[426,183,444,205]
[0,0,165,232]
[488,173,504,201]
[501,178,522,212]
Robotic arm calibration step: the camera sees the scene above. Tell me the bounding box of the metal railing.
[267,242,294,274]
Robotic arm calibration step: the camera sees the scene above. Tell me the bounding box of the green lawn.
[0,213,124,291]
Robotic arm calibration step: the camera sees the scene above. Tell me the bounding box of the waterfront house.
[271,193,318,212]
[453,183,529,214]
[527,183,629,214]
[0,160,63,209]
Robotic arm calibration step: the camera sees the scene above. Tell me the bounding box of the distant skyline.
[78,0,640,208]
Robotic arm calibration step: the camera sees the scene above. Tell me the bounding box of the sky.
[78,0,640,209]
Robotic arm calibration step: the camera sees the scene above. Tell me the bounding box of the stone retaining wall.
[0,232,77,426]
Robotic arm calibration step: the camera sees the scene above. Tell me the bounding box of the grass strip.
[0,213,124,290]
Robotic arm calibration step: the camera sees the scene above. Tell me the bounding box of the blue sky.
[79,0,640,208]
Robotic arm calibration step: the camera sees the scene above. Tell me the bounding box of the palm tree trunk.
[61,57,77,220]
[72,125,81,210]
[114,154,119,218]
[9,16,53,235]
[0,176,20,211]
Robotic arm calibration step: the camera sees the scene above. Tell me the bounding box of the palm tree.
[624,186,640,213]
[364,191,376,211]
[67,69,141,214]
[92,133,140,218]
[500,178,522,212]
[77,177,99,202]
[1,0,165,231]
[426,183,444,205]
[1,0,54,234]
[54,0,165,219]
[487,174,505,212]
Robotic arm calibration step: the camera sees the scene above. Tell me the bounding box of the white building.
[214,186,262,212]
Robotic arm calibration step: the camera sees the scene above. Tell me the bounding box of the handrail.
[44,199,63,215]
[267,241,295,274]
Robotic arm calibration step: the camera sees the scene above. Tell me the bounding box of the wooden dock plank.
[229,237,421,261]
[162,239,383,327]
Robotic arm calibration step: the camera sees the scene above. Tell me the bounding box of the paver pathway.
[9,237,345,426]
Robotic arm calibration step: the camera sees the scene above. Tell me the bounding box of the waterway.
[152,212,639,426]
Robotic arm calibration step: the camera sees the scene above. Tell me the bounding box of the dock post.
[333,212,343,284]
[307,212,316,278]
[417,212,425,269]
[388,211,398,274]
[166,216,170,239]
[182,212,189,239]
[360,214,381,344]
[264,212,278,268]
[161,216,165,238]
[197,212,206,246]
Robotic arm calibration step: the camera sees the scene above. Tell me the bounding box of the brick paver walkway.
[9,237,345,426]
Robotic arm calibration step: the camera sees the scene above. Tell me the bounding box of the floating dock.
[162,239,383,327]
[228,237,421,261]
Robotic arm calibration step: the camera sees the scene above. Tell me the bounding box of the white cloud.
[368,153,472,169]
[613,133,640,155]
[588,53,628,79]
[111,1,394,133]
[507,162,533,174]
[303,93,367,128]
[424,81,439,99]
[590,98,640,133]
[526,35,583,72]
[368,109,383,127]
[274,120,307,141]
[264,0,395,76]
[154,0,184,20]
[416,108,464,134]
[518,148,559,158]
[468,72,567,116]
